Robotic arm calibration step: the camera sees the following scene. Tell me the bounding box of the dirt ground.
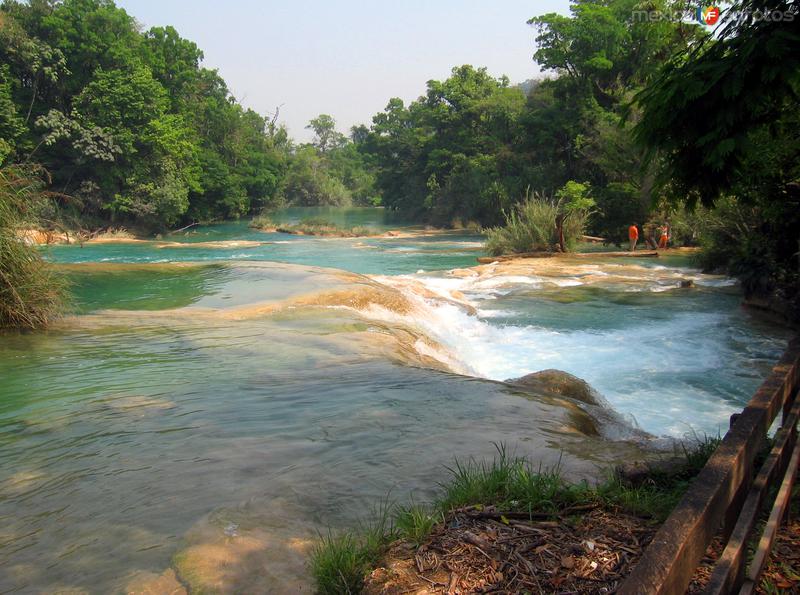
[364,505,658,594]
[364,486,800,595]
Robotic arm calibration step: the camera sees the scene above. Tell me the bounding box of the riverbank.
[312,441,719,594]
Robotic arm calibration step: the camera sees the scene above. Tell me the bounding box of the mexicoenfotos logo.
[697,5,721,25]
[633,3,796,23]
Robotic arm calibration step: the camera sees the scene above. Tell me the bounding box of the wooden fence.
[618,337,800,595]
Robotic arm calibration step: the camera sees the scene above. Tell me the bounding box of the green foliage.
[0,0,288,230]
[281,145,352,207]
[249,214,275,229]
[530,1,700,106]
[310,532,370,595]
[596,477,686,522]
[357,4,695,232]
[634,0,800,207]
[307,114,346,154]
[362,65,525,225]
[273,218,374,237]
[485,183,593,255]
[282,116,379,207]
[0,165,65,329]
[599,436,722,522]
[635,0,800,312]
[696,195,800,305]
[438,446,588,515]
[485,195,559,255]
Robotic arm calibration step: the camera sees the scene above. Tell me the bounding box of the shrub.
[696,195,800,310]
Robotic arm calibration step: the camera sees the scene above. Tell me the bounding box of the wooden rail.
[618,337,800,595]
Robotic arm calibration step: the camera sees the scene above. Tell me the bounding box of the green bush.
[697,196,799,310]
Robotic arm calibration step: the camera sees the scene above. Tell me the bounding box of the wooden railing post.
[618,338,800,595]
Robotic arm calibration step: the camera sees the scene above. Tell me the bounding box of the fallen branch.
[172,221,198,234]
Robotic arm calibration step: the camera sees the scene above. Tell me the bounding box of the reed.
[0,166,66,329]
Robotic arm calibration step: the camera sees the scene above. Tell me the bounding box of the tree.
[306,114,346,154]
[634,0,800,206]
[362,65,525,225]
[554,180,594,252]
[635,0,800,311]
[529,0,700,107]
[281,145,350,206]
[0,0,289,228]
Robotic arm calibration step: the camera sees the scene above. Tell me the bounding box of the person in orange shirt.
[659,224,670,249]
[628,223,639,252]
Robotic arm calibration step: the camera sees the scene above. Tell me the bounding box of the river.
[0,207,791,592]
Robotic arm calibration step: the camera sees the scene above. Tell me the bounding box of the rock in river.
[505,369,607,407]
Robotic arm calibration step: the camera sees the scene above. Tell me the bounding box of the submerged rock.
[505,369,606,407]
[125,569,186,595]
[170,520,314,594]
[172,535,271,593]
[505,369,653,444]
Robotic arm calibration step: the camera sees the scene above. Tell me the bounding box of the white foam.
[361,263,780,439]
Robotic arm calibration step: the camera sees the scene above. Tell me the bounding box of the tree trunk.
[555,213,566,253]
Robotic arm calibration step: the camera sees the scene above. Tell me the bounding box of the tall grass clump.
[394,499,441,546]
[485,183,594,256]
[0,166,65,329]
[485,193,558,256]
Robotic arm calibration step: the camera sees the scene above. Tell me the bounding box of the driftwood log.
[477,251,659,264]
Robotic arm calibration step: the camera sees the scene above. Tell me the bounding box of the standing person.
[659,223,670,249]
[628,223,639,252]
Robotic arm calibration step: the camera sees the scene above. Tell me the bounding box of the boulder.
[505,369,655,443]
[505,369,605,407]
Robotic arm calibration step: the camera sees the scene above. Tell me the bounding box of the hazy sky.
[116,0,571,141]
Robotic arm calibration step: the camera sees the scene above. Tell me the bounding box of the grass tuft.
[249,214,275,229]
[394,501,440,546]
[310,531,371,595]
[0,165,66,329]
[310,501,394,594]
[439,444,589,515]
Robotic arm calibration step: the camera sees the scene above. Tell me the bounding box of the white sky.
[117,0,571,141]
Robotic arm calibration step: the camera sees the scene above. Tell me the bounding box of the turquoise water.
[48,213,482,275]
[0,208,791,593]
